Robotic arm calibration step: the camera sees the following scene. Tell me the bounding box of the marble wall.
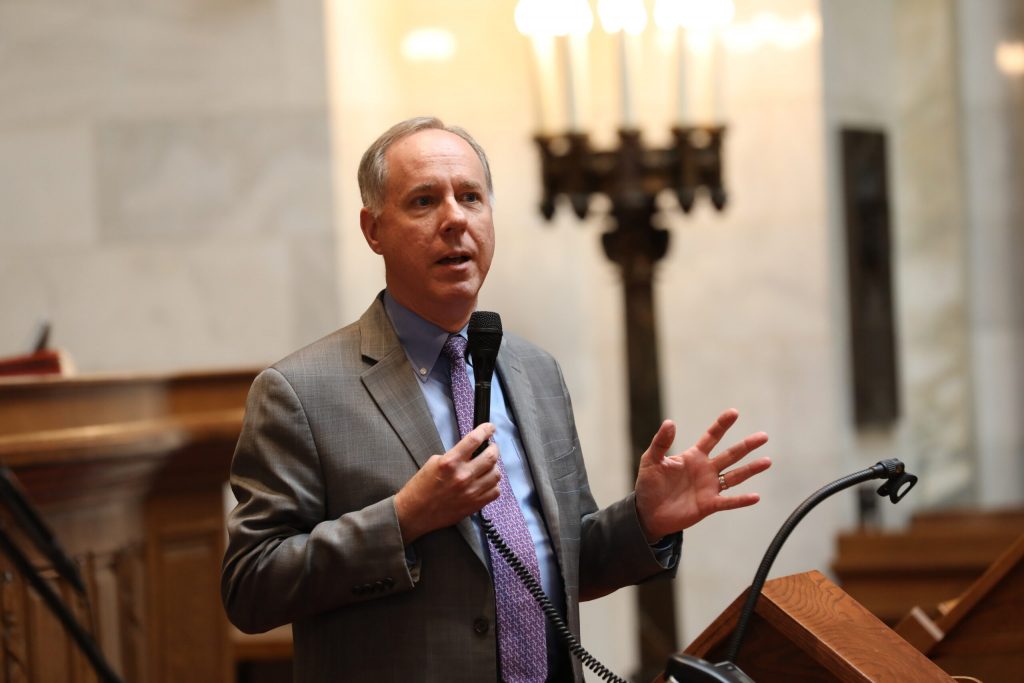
[890,0,975,508]
[823,0,977,522]
[956,0,1024,507]
[822,0,1024,517]
[0,0,338,372]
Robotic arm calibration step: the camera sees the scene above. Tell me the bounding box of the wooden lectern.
[896,533,1024,682]
[678,570,956,682]
[0,369,256,682]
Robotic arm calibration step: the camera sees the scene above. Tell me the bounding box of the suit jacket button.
[374,580,385,592]
[384,577,394,589]
[473,618,489,636]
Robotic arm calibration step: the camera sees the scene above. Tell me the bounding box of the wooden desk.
[0,369,257,683]
[832,509,1024,624]
[896,534,1024,682]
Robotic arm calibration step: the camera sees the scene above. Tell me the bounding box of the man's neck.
[385,291,473,333]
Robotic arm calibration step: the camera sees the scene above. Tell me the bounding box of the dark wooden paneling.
[0,369,255,682]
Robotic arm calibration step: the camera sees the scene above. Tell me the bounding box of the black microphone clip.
[664,654,755,682]
[873,458,918,504]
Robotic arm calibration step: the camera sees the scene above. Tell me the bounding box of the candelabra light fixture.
[514,0,736,679]
[516,0,733,227]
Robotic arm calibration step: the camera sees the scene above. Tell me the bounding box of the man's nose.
[438,195,468,232]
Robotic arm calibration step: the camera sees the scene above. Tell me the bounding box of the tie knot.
[442,334,467,362]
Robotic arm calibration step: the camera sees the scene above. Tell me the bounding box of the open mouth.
[437,255,471,265]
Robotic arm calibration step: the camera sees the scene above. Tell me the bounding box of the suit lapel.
[357,297,487,564]
[496,341,565,573]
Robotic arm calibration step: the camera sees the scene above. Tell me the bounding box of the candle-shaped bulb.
[598,0,648,35]
[598,0,646,129]
[515,0,593,133]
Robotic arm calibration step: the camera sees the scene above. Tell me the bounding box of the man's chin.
[431,277,483,301]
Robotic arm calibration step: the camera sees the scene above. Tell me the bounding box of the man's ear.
[360,207,383,254]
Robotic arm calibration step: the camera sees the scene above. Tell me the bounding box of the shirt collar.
[383,291,468,383]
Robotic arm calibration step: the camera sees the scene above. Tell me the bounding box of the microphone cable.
[479,512,628,683]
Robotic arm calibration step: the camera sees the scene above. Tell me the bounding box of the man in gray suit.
[221,117,771,682]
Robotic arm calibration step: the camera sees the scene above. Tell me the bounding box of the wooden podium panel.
[897,533,1024,682]
[684,570,955,682]
[0,369,257,683]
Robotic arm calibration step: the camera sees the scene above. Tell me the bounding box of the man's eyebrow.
[404,182,437,198]
[456,179,485,192]
[402,179,483,199]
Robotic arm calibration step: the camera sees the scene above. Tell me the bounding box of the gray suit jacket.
[221,296,678,682]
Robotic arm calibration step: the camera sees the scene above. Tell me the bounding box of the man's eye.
[462,192,480,203]
[413,196,432,207]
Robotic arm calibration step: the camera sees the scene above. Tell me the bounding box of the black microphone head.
[468,311,502,381]
[469,311,502,340]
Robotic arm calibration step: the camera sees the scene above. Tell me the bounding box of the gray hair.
[357,116,494,216]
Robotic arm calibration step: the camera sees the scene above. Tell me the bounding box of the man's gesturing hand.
[634,409,771,543]
[394,423,502,544]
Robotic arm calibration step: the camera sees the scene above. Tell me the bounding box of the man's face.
[361,128,495,330]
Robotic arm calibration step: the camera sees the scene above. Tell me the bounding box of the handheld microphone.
[467,311,502,457]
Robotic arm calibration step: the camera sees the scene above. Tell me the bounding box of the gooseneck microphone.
[467,311,502,456]
[664,459,919,682]
[723,459,917,663]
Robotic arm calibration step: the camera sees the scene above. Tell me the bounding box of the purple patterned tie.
[442,334,547,683]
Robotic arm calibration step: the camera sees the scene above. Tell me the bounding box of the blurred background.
[1,0,1022,679]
